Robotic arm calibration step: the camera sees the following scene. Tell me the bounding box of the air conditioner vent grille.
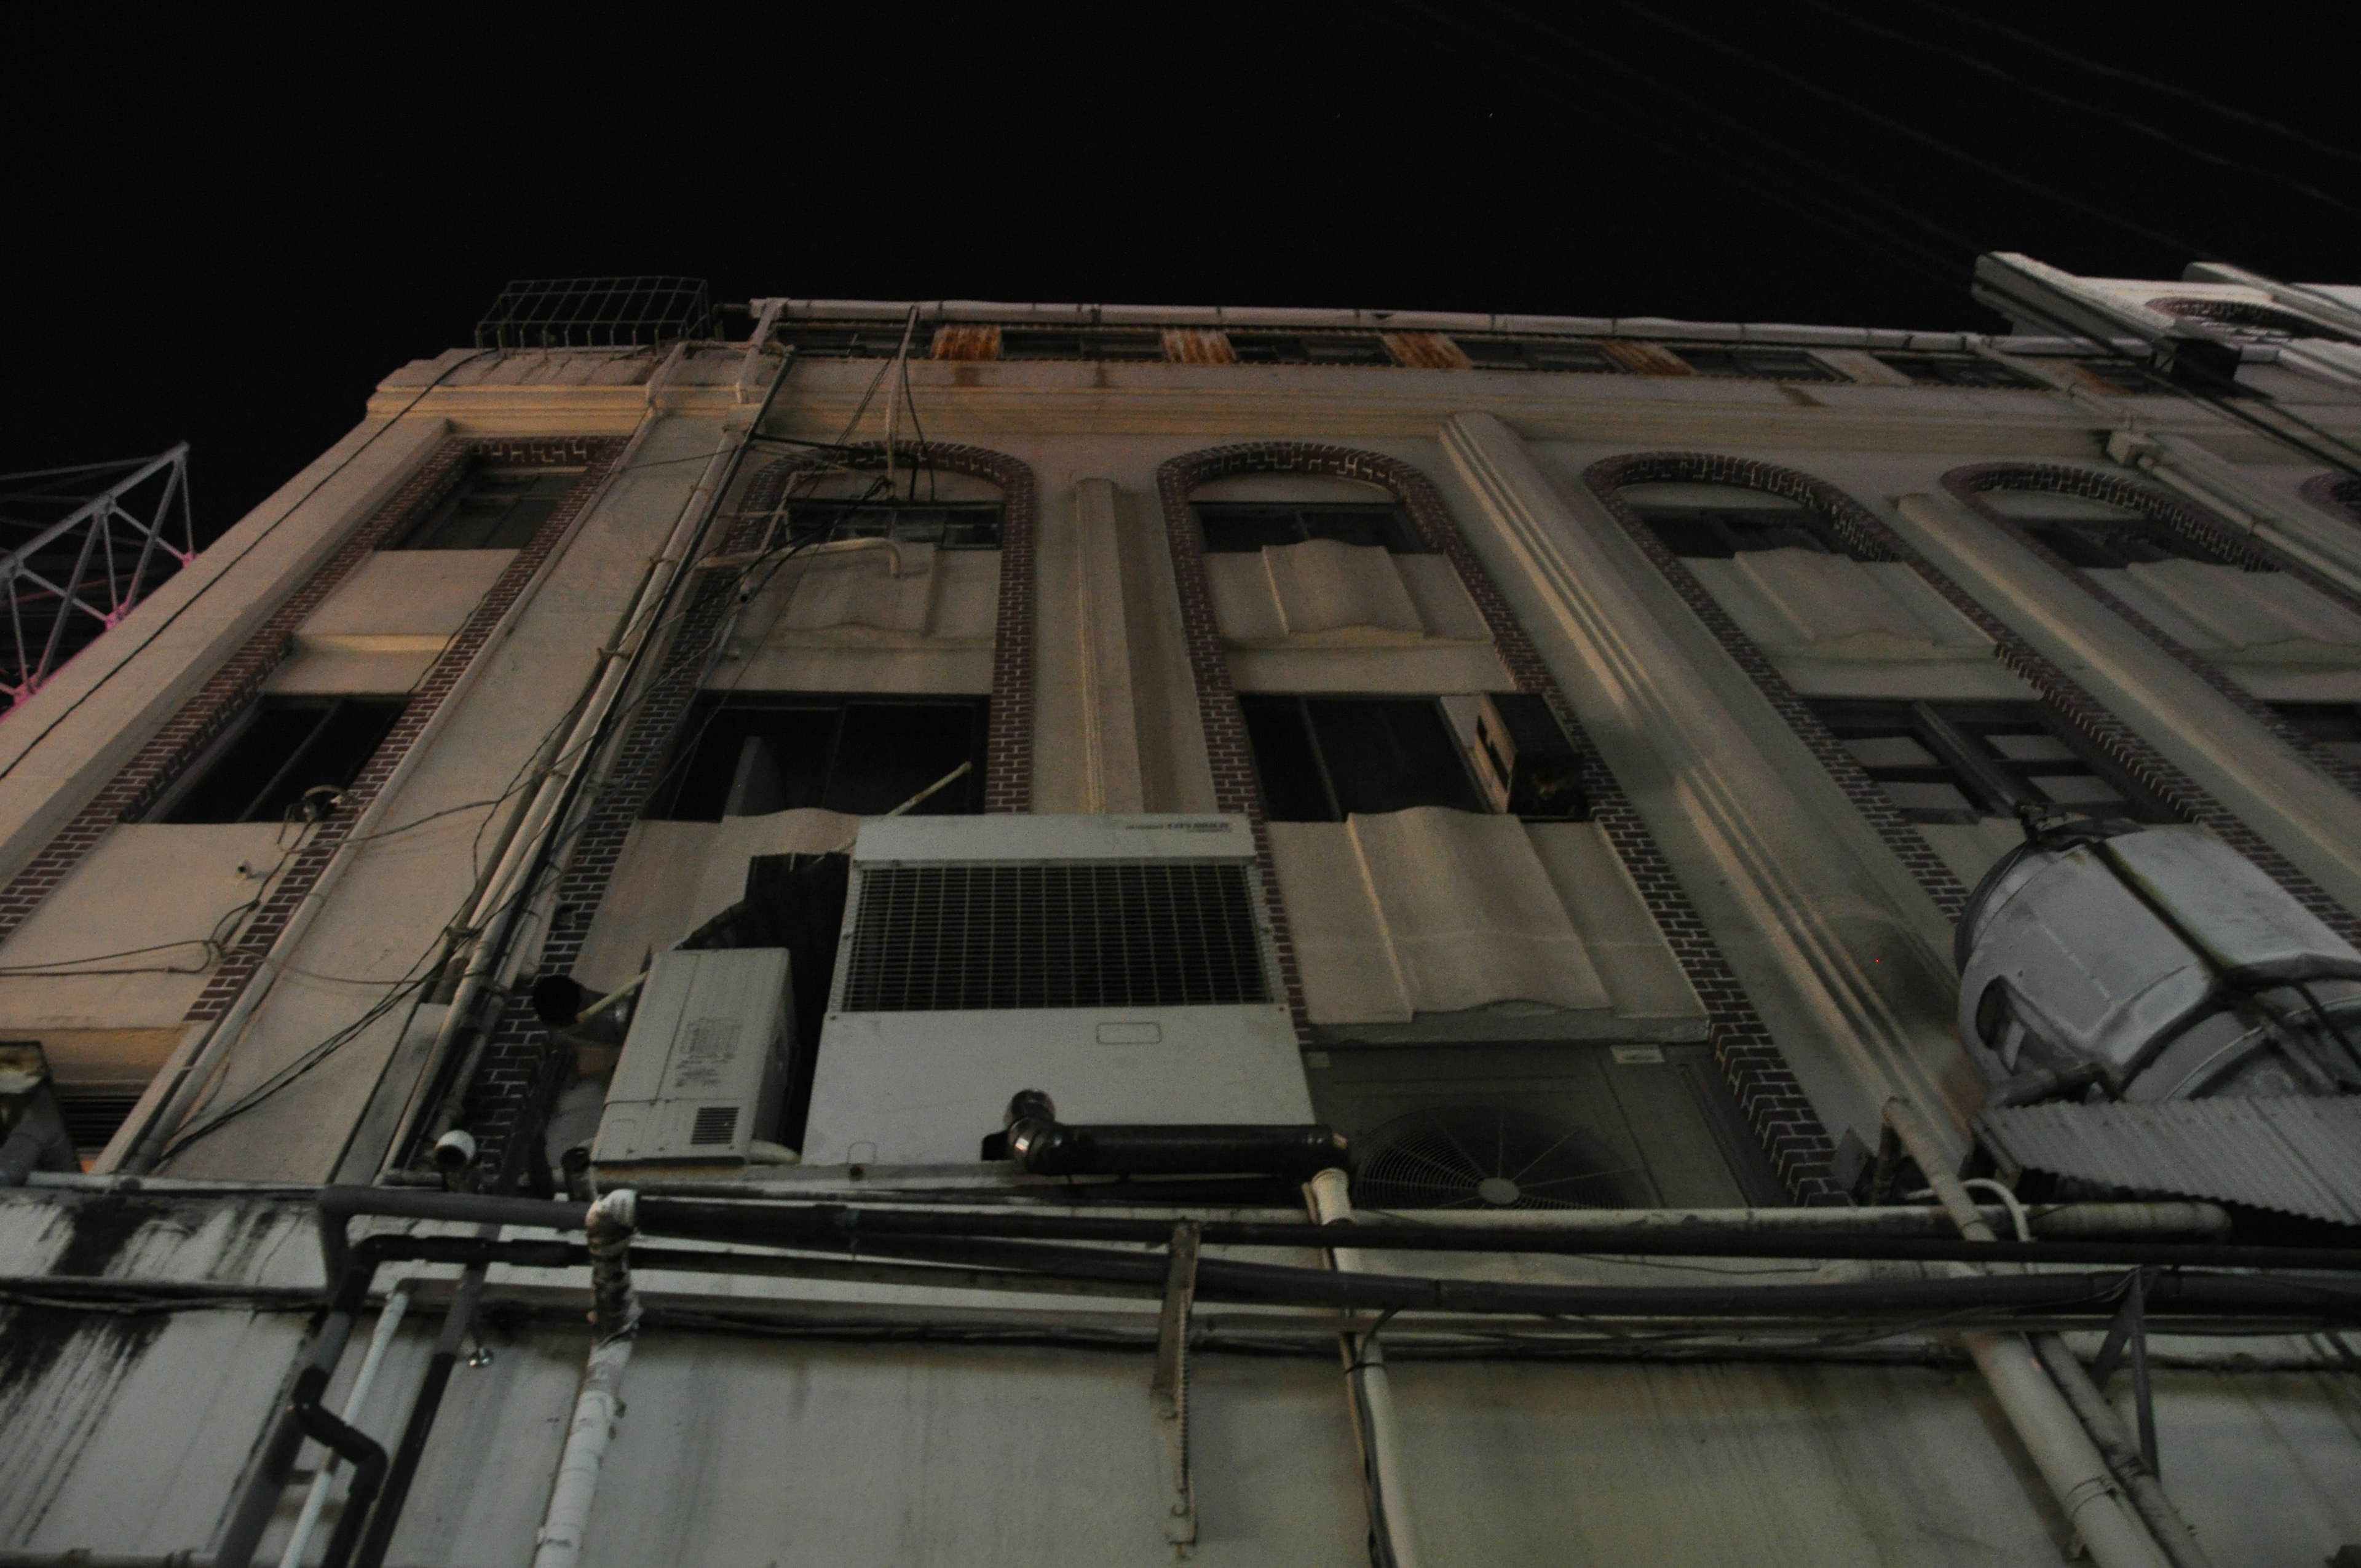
[690,1105,741,1146]
[842,861,1270,1011]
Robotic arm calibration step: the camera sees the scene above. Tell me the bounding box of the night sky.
[3,1,2352,543]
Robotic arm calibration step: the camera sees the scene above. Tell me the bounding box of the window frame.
[151,695,408,825]
[644,694,990,823]
[997,328,1166,362]
[1624,497,1865,561]
[1811,698,2169,826]
[1452,337,1627,374]
[1191,501,1429,555]
[1669,344,1846,383]
[1872,352,2043,390]
[1226,333,1395,367]
[1240,694,1487,823]
[781,497,1006,551]
[389,465,582,552]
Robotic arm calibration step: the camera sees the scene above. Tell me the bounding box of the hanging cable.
[1905,0,2361,168]
[1798,0,2356,217]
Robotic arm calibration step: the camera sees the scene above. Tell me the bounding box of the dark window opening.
[783,499,1003,550]
[1241,695,1484,822]
[1671,346,1845,382]
[2269,703,2361,768]
[1627,500,1862,561]
[159,697,406,824]
[394,468,578,552]
[1812,699,2168,826]
[775,324,915,358]
[2010,507,2242,571]
[1454,337,1626,374]
[2070,360,2183,397]
[647,697,987,822]
[1193,502,1425,554]
[999,329,1166,362]
[1228,333,1393,366]
[1873,352,2043,389]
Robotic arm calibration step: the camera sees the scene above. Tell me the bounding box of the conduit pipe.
[119,347,687,1176]
[1307,1169,1425,1568]
[279,1279,414,1568]
[405,352,794,1161]
[532,1189,640,1568]
[1883,1101,2177,1568]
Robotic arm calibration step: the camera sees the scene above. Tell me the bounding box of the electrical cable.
[1905,0,2361,168]
[1595,0,2221,261]
[1799,0,2358,217]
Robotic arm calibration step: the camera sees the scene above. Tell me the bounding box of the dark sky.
[3,1,2353,542]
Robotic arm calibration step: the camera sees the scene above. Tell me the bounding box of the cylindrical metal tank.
[1955,825,2361,1099]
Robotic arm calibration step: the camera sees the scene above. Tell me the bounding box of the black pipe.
[999,1117,1348,1178]
[315,1186,587,1283]
[627,1196,2361,1275]
[287,1363,387,1568]
[351,1266,485,1568]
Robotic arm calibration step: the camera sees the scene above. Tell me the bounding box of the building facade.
[4,259,2361,1566]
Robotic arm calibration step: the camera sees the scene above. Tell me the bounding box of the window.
[2270,703,2361,767]
[1979,491,2241,571]
[394,469,579,551]
[649,697,987,822]
[1627,498,1860,560]
[998,329,1165,362]
[1671,345,1845,382]
[1873,352,2043,389]
[775,323,914,358]
[783,499,1003,550]
[1228,333,1393,366]
[1241,696,1484,822]
[1812,700,2166,825]
[1193,502,1426,554]
[159,698,405,824]
[2068,359,2181,396]
[1454,338,1626,374]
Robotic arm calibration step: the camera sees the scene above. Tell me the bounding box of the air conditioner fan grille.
[1353,1105,1647,1211]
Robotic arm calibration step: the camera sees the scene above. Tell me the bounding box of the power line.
[1800,0,2357,217]
[1599,0,2219,262]
[1908,0,2361,168]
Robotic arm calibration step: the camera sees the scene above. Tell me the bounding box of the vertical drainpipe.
[1306,1168,1425,1568]
[532,1188,641,1568]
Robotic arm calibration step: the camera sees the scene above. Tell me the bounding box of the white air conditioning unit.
[801,814,1312,1166]
[592,947,792,1167]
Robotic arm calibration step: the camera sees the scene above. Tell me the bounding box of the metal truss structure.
[0,443,196,713]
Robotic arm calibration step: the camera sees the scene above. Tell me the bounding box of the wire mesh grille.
[475,277,713,349]
[840,862,1270,1012]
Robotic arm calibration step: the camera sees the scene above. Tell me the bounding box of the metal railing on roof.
[475,277,714,349]
[0,443,195,714]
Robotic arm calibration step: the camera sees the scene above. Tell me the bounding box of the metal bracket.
[2090,1267,2160,1476]
[1151,1221,1201,1546]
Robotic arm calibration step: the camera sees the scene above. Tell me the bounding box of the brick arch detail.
[1584,453,1972,919]
[1944,462,2361,805]
[1160,440,1840,1202]
[1580,450,2361,948]
[454,440,1041,1169]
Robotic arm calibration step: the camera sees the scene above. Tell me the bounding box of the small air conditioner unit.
[1470,693,1584,819]
[591,947,792,1168]
[801,814,1312,1166]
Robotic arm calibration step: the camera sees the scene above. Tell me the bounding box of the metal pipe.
[2033,1336,2216,1568]
[408,352,793,1160]
[214,1313,362,1568]
[1883,1101,2179,1568]
[531,1190,640,1568]
[280,1280,414,1568]
[349,1264,487,1568]
[1307,1169,1423,1568]
[1360,1202,2232,1240]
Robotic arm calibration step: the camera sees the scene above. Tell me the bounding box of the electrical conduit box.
[592,948,792,1168]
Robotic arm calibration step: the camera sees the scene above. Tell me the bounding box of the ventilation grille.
[54,1090,141,1154]
[840,861,1270,1012]
[1355,1106,1647,1210]
[690,1105,741,1147]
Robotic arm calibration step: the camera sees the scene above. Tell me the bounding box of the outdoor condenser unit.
[591,947,793,1166]
[801,814,1313,1166]
[1470,692,1585,820]
[1956,823,2361,1100]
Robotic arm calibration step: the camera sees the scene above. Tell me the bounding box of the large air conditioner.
[801,814,1312,1166]
[591,947,792,1168]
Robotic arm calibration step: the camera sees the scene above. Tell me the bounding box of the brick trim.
[2300,470,2361,528]
[1159,441,1840,1202]
[454,439,1037,1167]
[0,438,612,953]
[1583,455,1974,919]
[1944,463,2361,804]
[182,440,625,1021]
[1583,451,2361,949]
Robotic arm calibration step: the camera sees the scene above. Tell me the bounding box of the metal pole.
[1307,1169,1424,1568]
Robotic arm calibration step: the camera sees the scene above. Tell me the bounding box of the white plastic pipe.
[531,1337,632,1568]
[1307,1168,1424,1568]
[278,1279,413,1568]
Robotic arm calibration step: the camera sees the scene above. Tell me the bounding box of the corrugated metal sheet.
[1597,338,1695,376]
[1378,331,1471,370]
[1162,327,1235,365]
[929,323,999,360]
[1975,1096,2361,1224]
